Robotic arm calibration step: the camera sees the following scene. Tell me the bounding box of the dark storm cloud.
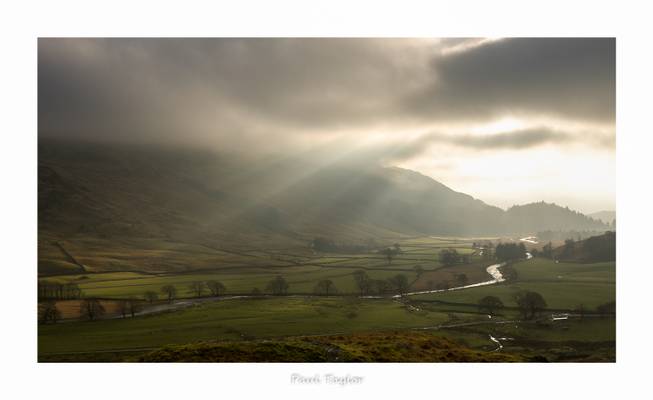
[447,127,570,149]
[407,38,616,123]
[38,38,416,143]
[38,38,615,151]
[373,127,578,163]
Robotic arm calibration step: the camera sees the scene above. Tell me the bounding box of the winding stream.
[100,245,535,319]
[395,253,532,298]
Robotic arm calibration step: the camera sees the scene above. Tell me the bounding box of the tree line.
[477,291,548,319]
[439,248,471,266]
[38,281,82,300]
[494,242,527,262]
[478,293,616,319]
[352,270,410,296]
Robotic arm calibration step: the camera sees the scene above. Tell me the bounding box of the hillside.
[553,231,616,262]
[38,140,608,274]
[132,331,521,362]
[588,210,616,225]
[505,202,608,233]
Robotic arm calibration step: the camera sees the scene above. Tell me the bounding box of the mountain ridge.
[38,140,608,274]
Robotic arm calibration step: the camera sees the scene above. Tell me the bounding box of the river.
[395,252,532,298]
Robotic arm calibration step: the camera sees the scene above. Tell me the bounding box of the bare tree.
[161,285,177,303]
[353,270,371,295]
[381,247,397,264]
[38,281,83,300]
[314,279,337,296]
[188,281,205,298]
[266,275,289,295]
[372,279,390,295]
[79,298,105,321]
[512,290,547,320]
[117,300,129,318]
[206,280,226,297]
[388,274,409,296]
[38,301,62,324]
[127,297,141,317]
[144,291,159,304]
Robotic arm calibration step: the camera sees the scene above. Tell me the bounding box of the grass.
[38,297,451,355]
[132,331,522,362]
[38,236,484,299]
[42,267,420,298]
[411,258,615,310]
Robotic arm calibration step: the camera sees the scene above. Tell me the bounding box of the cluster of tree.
[161,284,177,303]
[505,202,608,232]
[477,296,504,315]
[498,264,518,281]
[38,300,62,324]
[478,291,548,319]
[79,298,106,321]
[352,270,410,296]
[117,298,142,318]
[38,281,82,300]
[144,290,159,303]
[512,290,547,320]
[582,231,616,262]
[494,242,527,262]
[313,279,337,296]
[536,241,553,258]
[266,275,289,295]
[439,248,470,266]
[380,243,402,264]
[561,238,576,258]
[156,280,226,300]
[311,237,380,254]
[596,300,616,316]
[186,280,227,298]
[537,229,609,242]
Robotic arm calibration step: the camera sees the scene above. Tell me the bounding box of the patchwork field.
[39,236,489,300]
[37,236,615,362]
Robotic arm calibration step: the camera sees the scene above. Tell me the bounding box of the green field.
[39,297,451,355]
[412,258,615,310]
[39,236,487,299]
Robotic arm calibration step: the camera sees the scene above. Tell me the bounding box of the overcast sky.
[38,38,615,213]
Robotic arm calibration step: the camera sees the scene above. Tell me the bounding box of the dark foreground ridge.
[132,331,521,362]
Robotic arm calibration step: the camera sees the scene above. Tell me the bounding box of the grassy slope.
[132,331,522,362]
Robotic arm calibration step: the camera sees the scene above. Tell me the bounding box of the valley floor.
[38,236,615,362]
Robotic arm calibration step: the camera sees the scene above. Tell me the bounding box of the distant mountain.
[588,210,616,224]
[505,202,608,234]
[38,140,609,272]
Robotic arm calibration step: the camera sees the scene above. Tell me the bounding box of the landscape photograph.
[37,37,616,363]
